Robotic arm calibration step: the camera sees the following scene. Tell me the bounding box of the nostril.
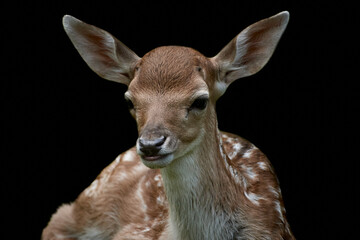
[154,136,166,146]
[139,136,166,147]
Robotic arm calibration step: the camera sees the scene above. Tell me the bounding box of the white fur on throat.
[160,136,241,240]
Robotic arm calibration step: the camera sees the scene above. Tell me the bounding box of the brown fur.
[43,135,294,239]
[42,48,294,239]
[44,12,294,240]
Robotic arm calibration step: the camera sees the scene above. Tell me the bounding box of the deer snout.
[136,128,177,168]
[138,135,166,157]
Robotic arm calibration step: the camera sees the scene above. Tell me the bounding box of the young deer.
[43,11,294,240]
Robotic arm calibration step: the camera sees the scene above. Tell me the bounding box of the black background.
[2,0,358,239]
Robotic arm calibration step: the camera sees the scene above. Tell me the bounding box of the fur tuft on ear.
[63,15,140,85]
[212,11,289,95]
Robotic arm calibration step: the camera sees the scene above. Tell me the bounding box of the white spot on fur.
[154,174,162,187]
[222,133,235,145]
[233,142,242,151]
[241,175,248,189]
[136,177,148,215]
[221,133,228,140]
[243,148,254,158]
[244,191,265,206]
[221,132,247,161]
[275,201,285,222]
[84,154,126,198]
[156,195,165,205]
[115,154,121,164]
[219,132,242,185]
[141,227,151,233]
[225,137,234,144]
[84,179,99,197]
[123,150,135,162]
[133,162,147,173]
[269,186,280,198]
[244,166,257,180]
[257,161,267,170]
[131,226,151,236]
[154,174,161,181]
[228,142,242,159]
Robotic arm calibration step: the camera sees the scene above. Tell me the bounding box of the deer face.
[125,47,216,168]
[62,11,289,168]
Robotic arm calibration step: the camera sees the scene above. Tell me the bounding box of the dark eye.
[125,97,134,110]
[189,97,208,111]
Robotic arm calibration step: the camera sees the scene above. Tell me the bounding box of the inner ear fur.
[212,11,289,87]
[63,15,140,85]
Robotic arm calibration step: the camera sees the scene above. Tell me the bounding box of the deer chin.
[140,153,175,169]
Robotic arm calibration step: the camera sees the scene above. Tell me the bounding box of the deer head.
[62,12,289,169]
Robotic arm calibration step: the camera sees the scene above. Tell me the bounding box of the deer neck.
[160,113,239,239]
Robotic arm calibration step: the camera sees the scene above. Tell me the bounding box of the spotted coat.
[43,131,294,240]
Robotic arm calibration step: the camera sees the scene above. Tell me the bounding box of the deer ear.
[212,11,289,94]
[62,15,140,85]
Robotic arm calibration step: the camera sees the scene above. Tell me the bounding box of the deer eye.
[189,96,208,111]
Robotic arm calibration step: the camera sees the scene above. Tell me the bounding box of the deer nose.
[138,135,166,157]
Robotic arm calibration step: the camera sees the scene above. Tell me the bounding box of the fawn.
[43,11,294,240]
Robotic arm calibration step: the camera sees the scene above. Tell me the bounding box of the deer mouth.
[140,153,174,169]
[142,155,165,161]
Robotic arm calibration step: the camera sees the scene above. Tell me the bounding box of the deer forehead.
[128,46,215,97]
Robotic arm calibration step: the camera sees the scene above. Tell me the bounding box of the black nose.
[139,136,166,156]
